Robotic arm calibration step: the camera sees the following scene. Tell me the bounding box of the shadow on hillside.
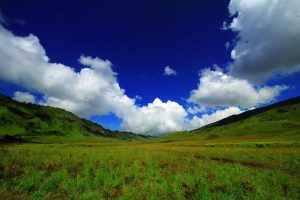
[0,135,40,144]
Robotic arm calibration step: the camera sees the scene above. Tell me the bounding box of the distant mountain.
[0,94,149,143]
[159,96,300,142]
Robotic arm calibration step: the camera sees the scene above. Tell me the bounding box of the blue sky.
[0,0,299,135]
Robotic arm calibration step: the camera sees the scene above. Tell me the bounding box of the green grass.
[0,95,300,199]
[157,97,300,143]
[0,94,149,141]
[1,141,299,199]
[199,99,300,139]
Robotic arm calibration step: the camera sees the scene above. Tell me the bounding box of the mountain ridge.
[192,96,300,132]
[0,94,149,142]
[157,96,300,142]
[1,93,300,143]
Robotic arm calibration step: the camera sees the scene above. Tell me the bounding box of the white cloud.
[164,66,177,76]
[226,0,300,82]
[188,68,287,108]
[187,107,243,130]
[13,91,36,104]
[0,4,293,136]
[187,106,205,115]
[0,23,136,116]
[0,23,190,135]
[121,98,187,136]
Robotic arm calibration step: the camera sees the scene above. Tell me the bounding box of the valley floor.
[0,140,299,200]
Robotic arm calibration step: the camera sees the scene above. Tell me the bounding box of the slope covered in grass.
[0,94,147,142]
[158,96,300,143]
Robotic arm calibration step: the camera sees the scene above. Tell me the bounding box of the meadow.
[1,139,299,200]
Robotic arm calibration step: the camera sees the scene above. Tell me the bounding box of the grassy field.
[1,96,299,199]
[1,139,299,200]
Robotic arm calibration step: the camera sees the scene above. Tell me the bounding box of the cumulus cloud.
[187,106,205,115]
[164,66,177,76]
[121,98,187,136]
[0,23,191,135]
[226,0,300,82]
[188,68,287,108]
[1,2,293,135]
[187,107,243,130]
[0,24,134,117]
[13,91,36,104]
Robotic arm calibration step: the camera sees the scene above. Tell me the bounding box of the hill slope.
[0,94,148,142]
[159,96,300,143]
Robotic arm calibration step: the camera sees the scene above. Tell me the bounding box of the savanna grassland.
[1,95,300,199]
[1,139,299,200]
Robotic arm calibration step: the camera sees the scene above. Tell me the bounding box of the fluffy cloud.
[187,106,205,115]
[0,24,134,117]
[13,91,36,104]
[187,107,243,130]
[164,66,177,76]
[226,0,300,82]
[1,2,293,135]
[188,68,287,108]
[186,0,297,126]
[0,23,191,135]
[121,98,187,136]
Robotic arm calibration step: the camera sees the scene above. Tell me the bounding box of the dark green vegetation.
[0,95,299,199]
[0,94,149,143]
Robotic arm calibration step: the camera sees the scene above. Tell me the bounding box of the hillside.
[159,96,300,143]
[1,94,300,144]
[0,94,148,142]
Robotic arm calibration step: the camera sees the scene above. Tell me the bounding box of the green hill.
[1,93,300,144]
[158,96,300,143]
[0,94,148,143]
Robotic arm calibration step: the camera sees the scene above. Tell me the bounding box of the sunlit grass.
[1,140,299,199]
